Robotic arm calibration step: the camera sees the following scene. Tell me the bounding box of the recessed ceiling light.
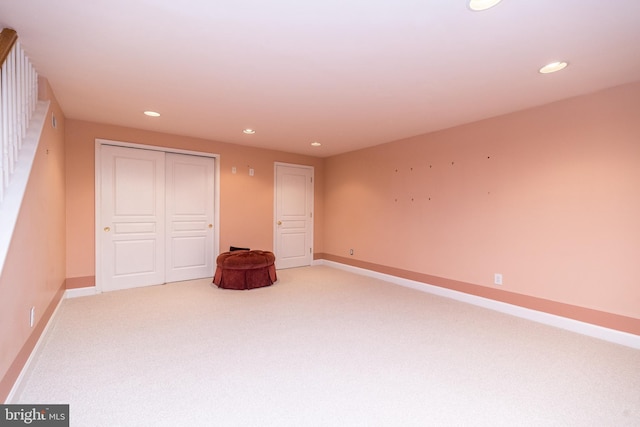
[468,0,503,11]
[311,141,321,147]
[243,128,256,135]
[539,61,568,74]
[144,111,160,117]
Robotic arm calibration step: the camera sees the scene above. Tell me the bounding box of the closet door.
[100,145,166,292]
[165,153,215,282]
[274,163,313,269]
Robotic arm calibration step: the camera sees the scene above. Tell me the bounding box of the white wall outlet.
[494,273,503,285]
[249,168,255,176]
[29,306,35,327]
[231,166,236,174]
[349,249,354,255]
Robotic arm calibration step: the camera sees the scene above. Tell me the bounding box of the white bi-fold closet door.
[99,144,215,292]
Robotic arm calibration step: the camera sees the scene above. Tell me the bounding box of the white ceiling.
[2,0,640,157]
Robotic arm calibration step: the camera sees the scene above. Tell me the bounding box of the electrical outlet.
[349,249,354,256]
[29,307,35,327]
[494,273,503,286]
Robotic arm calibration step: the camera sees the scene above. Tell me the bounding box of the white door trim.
[95,138,220,292]
[273,162,314,268]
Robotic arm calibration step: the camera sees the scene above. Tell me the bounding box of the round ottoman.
[213,250,277,290]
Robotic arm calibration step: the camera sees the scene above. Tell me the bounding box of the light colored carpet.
[12,266,640,426]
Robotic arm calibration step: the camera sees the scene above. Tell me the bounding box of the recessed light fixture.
[144,111,161,117]
[539,61,568,74]
[311,141,321,147]
[468,0,502,11]
[243,128,256,135]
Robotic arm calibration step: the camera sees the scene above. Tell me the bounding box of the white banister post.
[18,42,24,144]
[0,72,3,203]
[7,48,15,176]
[1,56,9,199]
[19,43,28,143]
[0,33,39,205]
[10,47,17,172]
[27,60,34,126]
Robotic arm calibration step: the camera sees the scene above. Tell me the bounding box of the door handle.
[277,221,282,225]
[208,224,213,228]
[104,227,111,232]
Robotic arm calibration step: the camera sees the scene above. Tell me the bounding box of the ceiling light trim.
[468,0,503,12]
[539,61,568,74]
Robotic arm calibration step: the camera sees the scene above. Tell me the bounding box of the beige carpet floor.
[12,266,640,426]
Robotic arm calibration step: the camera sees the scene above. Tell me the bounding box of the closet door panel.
[165,153,215,282]
[100,145,166,291]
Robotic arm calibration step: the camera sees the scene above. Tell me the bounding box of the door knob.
[104,227,110,232]
[277,221,282,225]
[208,224,213,228]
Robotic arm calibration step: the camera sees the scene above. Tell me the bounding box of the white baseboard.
[65,287,98,299]
[5,287,99,402]
[5,291,64,403]
[318,260,640,350]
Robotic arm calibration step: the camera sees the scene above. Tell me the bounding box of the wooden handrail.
[0,28,18,65]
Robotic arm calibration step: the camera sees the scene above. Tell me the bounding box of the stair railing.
[0,28,39,204]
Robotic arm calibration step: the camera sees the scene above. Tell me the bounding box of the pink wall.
[0,79,67,401]
[322,82,640,331]
[64,120,324,285]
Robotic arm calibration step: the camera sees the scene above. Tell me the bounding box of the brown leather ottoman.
[213,250,277,290]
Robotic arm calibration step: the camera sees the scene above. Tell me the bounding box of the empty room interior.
[1,1,639,425]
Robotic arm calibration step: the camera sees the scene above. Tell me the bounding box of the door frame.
[95,138,220,293]
[273,162,314,267]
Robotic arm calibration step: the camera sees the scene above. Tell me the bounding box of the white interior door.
[101,145,166,291]
[165,153,215,282]
[275,163,313,269]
